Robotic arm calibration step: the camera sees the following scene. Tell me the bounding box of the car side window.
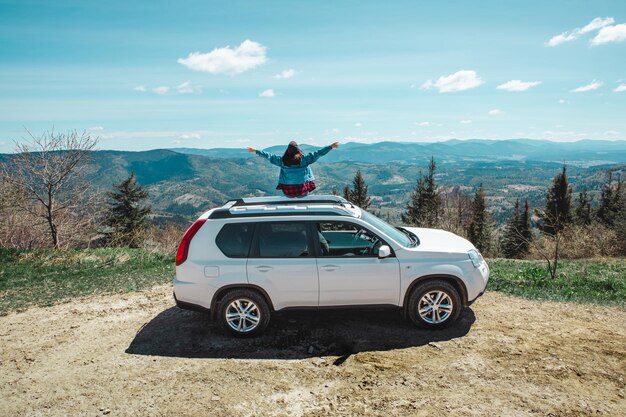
[215,223,254,258]
[317,221,384,257]
[256,222,311,258]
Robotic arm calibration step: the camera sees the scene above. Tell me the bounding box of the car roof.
[207,195,361,220]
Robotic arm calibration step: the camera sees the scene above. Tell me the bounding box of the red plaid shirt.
[276,181,317,197]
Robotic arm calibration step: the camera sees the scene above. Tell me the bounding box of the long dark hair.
[282,141,303,166]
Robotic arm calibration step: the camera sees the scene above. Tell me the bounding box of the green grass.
[487,258,626,306]
[1,249,624,315]
[0,248,174,315]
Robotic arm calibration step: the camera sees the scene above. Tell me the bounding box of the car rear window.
[215,223,254,258]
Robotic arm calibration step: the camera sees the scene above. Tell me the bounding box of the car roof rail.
[223,194,349,208]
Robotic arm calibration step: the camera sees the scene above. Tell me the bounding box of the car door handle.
[255,265,273,273]
[321,265,340,272]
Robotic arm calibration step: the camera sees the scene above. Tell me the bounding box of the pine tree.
[597,172,623,228]
[574,188,593,226]
[614,208,626,255]
[537,165,572,235]
[597,172,626,255]
[501,200,521,258]
[342,185,351,202]
[105,172,151,248]
[343,170,372,210]
[517,199,532,255]
[467,184,491,253]
[402,157,441,227]
[501,199,531,258]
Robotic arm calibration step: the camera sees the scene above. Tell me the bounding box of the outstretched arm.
[247,146,282,166]
[302,142,339,165]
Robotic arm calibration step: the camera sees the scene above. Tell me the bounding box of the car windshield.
[360,210,412,247]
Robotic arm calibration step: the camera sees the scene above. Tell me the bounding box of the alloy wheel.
[225,299,260,333]
[418,291,454,324]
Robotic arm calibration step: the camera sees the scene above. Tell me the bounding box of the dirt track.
[1,285,625,417]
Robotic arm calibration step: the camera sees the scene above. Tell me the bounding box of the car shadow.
[125,306,476,361]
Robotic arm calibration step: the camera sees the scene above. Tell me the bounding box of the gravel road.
[1,285,625,416]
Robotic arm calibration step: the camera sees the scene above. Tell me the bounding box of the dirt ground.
[1,286,625,417]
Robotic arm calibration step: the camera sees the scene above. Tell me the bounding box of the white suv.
[173,195,489,337]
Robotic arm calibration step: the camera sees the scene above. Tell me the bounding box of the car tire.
[407,280,462,329]
[218,289,271,337]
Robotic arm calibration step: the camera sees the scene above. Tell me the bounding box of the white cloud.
[601,130,622,138]
[417,121,431,127]
[341,136,381,144]
[259,89,275,98]
[559,99,566,104]
[572,80,603,92]
[460,120,472,124]
[355,122,362,127]
[87,126,104,131]
[178,40,267,75]
[420,80,433,90]
[332,128,340,133]
[488,109,503,116]
[496,80,542,92]
[152,86,170,95]
[100,130,206,140]
[176,81,199,94]
[178,133,202,140]
[547,17,615,46]
[614,84,626,93]
[591,23,626,45]
[547,32,578,47]
[581,17,616,33]
[133,85,147,92]
[420,70,484,93]
[274,69,296,79]
[541,130,588,141]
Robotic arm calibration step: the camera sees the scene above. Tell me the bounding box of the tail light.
[175,218,207,266]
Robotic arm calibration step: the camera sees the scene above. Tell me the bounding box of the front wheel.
[407,280,462,329]
[218,289,271,337]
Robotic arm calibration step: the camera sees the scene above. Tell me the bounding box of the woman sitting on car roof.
[246,141,339,197]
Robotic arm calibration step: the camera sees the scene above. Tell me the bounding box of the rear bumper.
[173,291,211,315]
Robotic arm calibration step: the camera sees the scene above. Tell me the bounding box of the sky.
[0,0,625,152]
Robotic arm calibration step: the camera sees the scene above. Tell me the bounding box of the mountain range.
[3,139,625,224]
[170,139,626,166]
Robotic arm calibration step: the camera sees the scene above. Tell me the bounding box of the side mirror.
[378,245,391,259]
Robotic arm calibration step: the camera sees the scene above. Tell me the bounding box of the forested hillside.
[79,140,625,223]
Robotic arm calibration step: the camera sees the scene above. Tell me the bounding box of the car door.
[314,220,401,306]
[246,221,319,310]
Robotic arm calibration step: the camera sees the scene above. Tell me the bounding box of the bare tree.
[509,214,562,280]
[0,174,49,248]
[439,186,472,236]
[0,129,98,249]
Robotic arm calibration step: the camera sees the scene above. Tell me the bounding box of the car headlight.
[468,249,484,268]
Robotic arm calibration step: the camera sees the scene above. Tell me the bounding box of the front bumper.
[467,289,485,306]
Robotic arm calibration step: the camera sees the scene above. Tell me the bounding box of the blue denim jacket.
[256,145,332,184]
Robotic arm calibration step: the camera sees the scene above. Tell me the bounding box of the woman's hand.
[246,147,257,153]
[330,142,340,149]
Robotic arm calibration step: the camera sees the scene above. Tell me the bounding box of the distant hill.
[170,139,626,166]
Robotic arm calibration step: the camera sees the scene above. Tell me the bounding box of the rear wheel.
[218,289,270,337]
[407,280,461,329]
